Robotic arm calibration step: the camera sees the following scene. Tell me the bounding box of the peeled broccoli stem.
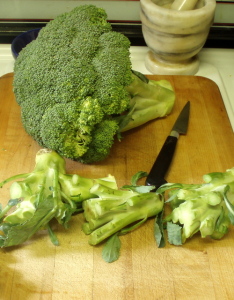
[82,184,164,245]
[0,149,117,247]
[158,168,234,243]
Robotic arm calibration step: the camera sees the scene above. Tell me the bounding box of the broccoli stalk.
[82,184,164,245]
[0,149,117,247]
[119,72,175,132]
[157,168,234,245]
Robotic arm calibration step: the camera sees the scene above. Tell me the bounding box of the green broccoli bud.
[79,119,119,164]
[40,98,105,160]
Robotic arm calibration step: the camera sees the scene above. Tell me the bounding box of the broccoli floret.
[79,119,119,164]
[92,31,133,115]
[40,101,119,163]
[157,168,234,244]
[40,98,104,159]
[13,4,175,164]
[20,94,52,143]
[0,149,117,247]
[82,184,164,245]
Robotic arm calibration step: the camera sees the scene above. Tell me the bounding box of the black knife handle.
[145,135,178,188]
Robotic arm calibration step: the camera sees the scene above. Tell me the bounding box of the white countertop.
[0,44,234,129]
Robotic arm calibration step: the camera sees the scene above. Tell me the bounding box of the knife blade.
[145,101,190,189]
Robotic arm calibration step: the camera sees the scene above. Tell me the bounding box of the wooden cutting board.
[0,73,234,300]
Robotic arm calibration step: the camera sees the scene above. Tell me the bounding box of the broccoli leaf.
[47,223,60,246]
[122,185,155,194]
[131,171,148,186]
[167,222,183,246]
[131,70,149,83]
[120,217,147,235]
[154,210,165,248]
[122,171,155,193]
[102,233,121,263]
[1,194,56,247]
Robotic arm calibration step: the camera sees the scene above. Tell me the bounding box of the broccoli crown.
[13,4,175,163]
[13,5,132,163]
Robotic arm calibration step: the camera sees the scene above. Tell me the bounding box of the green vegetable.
[82,182,163,262]
[154,210,166,247]
[82,170,163,262]
[102,233,121,263]
[1,146,234,262]
[0,149,117,247]
[157,168,234,245]
[13,4,175,164]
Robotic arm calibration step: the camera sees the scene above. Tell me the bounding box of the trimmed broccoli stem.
[59,174,117,202]
[82,184,164,245]
[0,173,31,188]
[88,211,146,245]
[119,73,175,132]
[158,168,234,244]
[0,149,118,247]
[0,199,21,220]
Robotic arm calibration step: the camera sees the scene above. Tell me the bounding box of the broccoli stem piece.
[58,173,117,202]
[82,184,164,245]
[0,199,20,220]
[0,149,117,247]
[157,168,234,244]
[119,72,175,132]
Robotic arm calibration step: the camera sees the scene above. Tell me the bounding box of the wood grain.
[0,73,234,300]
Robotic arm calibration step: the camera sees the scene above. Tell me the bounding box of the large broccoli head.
[13,4,175,164]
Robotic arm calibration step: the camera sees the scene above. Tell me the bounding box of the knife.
[145,101,190,189]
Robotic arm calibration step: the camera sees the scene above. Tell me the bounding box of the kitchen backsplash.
[0,0,233,26]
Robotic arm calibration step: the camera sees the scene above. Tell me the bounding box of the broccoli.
[157,168,234,245]
[0,149,117,247]
[13,4,175,164]
[82,183,164,246]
